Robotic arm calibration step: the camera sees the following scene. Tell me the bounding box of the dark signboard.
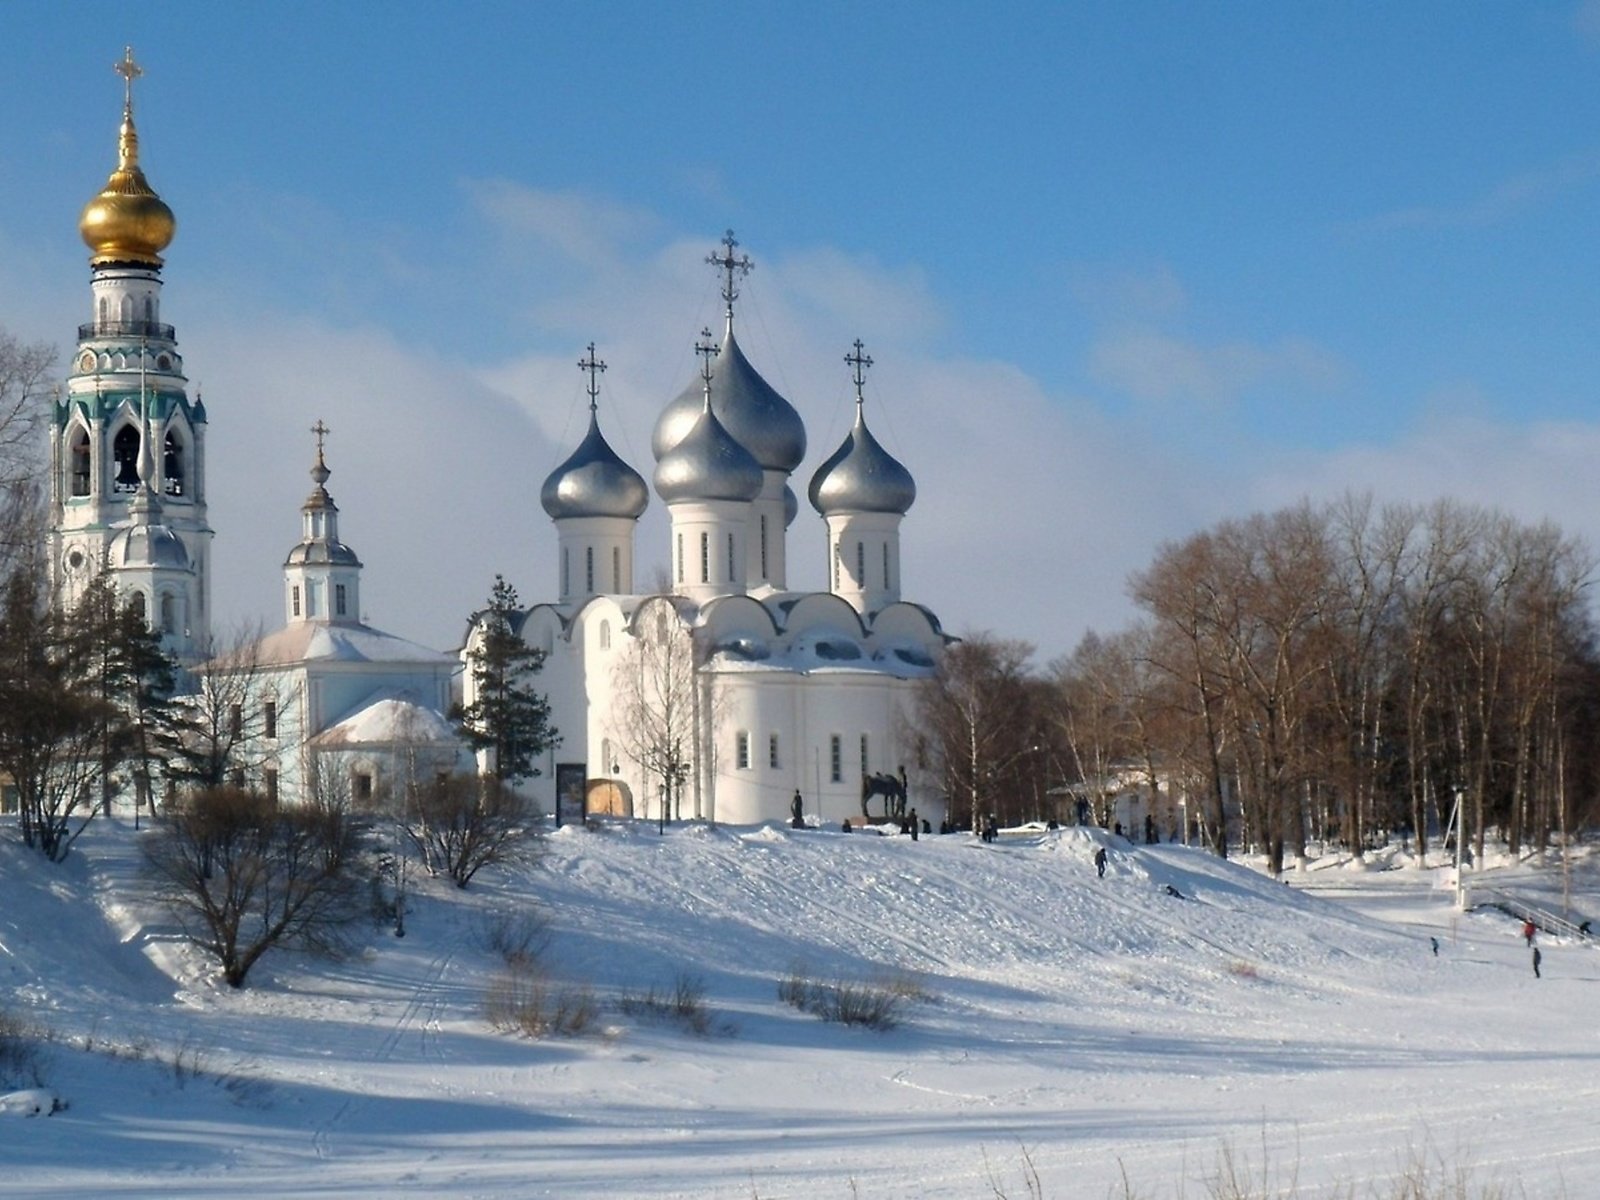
[554,762,587,828]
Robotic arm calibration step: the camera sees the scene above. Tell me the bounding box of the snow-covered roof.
[245,621,455,669]
[312,693,459,748]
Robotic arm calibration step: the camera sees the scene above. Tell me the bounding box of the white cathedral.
[48,52,950,829]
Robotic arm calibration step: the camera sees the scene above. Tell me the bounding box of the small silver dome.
[284,540,361,568]
[542,412,649,520]
[654,403,763,503]
[784,483,798,528]
[652,324,805,472]
[109,521,190,570]
[808,405,916,516]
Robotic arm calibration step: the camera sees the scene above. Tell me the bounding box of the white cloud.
[1353,152,1600,234]
[1249,417,1600,549]
[1068,263,1189,323]
[1089,328,1346,408]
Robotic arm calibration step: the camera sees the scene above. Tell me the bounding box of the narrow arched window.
[856,541,865,587]
[676,534,684,584]
[612,546,621,592]
[130,591,147,624]
[160,594,176,633]
[561,548,569,597]
[599,620,611,650]
[700,532,709,584]
[760,514,769,579]
[728,532,736,582]
[585,546,594,594]
[112,425,141,492]
[883,543,891,590]
[163,430,185,495]
[69,427,91,497]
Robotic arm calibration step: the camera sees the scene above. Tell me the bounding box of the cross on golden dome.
[115,47,143,112]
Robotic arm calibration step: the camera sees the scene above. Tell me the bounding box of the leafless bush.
[484,960,597,1038]
[776,962,921,1031]
[144,786,367,987]
[0,1006,47,1088]
[619,972,723,1036]
[403,773,540,888]
[480,905,551,966]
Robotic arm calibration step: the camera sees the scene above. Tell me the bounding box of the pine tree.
[453,576,558,785]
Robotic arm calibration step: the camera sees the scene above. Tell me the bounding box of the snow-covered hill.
[2,817,1596,1198]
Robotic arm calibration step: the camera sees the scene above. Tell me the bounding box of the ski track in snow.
[4,818,1600,1198]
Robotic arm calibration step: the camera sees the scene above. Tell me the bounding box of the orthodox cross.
[706,229,753,320]
[845,338,873,402]
[578,343,607,414]
[115,47,143,111]
[311,419,330,461]
[694,327,720,398]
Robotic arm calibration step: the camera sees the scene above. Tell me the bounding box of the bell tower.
[49,47,212,658]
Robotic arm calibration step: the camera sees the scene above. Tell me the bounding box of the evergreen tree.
[0,563,109,860]
[69,574,180,821]
[453,576,558,785]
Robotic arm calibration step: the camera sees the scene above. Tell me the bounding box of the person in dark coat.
[1533,947,1542,979]
[1094,847,1108,879]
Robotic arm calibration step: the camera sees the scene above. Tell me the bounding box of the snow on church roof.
[247,621,455,668]
[312,694,458,748]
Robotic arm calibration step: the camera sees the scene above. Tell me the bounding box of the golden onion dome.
[79,63,175,266]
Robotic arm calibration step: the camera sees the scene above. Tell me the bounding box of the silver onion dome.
[654,403,763,504]
[541,412,649,520]
[808,405,916,516]
[652,324,806,472]
[284,539,361,568]
[109,520,190,569]
[784,483,798,527]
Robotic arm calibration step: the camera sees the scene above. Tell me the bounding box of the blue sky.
[3,4,1600,660]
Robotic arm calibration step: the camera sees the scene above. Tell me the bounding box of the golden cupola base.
[78,47,175,267]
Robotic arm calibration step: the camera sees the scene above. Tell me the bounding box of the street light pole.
[1450,786,1466,910]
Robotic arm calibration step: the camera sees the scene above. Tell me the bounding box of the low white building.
[235,434,466,808]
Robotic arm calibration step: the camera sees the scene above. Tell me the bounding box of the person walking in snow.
[1532,947,1542,979]
[1523,919,1537,947]
[1094,846,1108,879]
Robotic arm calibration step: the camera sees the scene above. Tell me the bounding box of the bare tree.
[402,772,538,888]
[144,785,365,987]
[608,596,703,825]
[167,624,292,796]
[0,330,54,579]
[914,633,1037,831]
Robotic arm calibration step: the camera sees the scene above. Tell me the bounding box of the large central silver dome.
[652,324,805,473]
[541,412,649,520]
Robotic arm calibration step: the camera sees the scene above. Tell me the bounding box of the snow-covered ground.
[3,816,1597,1199]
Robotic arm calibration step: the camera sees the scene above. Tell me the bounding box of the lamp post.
[1449,785,1467,910]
